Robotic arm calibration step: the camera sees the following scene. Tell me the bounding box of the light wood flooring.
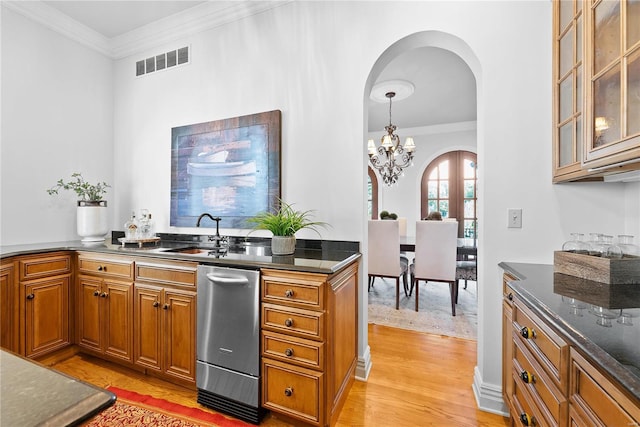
[51,324,510,426]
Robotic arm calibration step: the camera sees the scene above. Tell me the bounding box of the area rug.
[368,278,477,340]
[84,386,251,427]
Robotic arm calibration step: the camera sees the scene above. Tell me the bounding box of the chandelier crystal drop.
[367,91,415,186]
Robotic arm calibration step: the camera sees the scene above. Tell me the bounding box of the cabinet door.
[24,276,70,357]
[1,261,18,352]
[103,279,133,362]
[163,288,196,382]
[134,284,162,372]
[77,276,102,353]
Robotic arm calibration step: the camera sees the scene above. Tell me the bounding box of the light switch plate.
[508,209,522,228]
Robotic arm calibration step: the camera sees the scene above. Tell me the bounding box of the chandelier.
[367,91,415,186]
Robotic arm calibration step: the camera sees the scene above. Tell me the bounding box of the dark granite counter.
[0,350,115,426]
[0,234,361,274]
[499,262,640,401]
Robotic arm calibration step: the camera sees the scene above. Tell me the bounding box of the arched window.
[367,167,379,219]
[421,151,477,238]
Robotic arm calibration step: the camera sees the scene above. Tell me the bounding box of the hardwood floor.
[51,324,510,426]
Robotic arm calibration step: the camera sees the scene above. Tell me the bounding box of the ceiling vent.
[136,46,189,77]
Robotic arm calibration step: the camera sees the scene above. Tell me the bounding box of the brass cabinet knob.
[153,301,160,308]
[508,293,513,301]
[284,348,294,357]
[100,292,108,298]
[519,412,534,426]
[520,370,535,384]
[284,289,294,298]
[26,293,35,300]
[163,304,170,310]
[284,387,293,397]
[93,290,100,296]
[98,265,106,271]
[284,318,293,327]
[520,326,535,339]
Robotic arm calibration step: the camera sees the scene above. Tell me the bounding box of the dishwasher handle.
[206,272,250,286]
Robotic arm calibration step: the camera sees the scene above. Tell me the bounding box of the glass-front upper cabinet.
[583,0,640,169]
[553,0,585,182]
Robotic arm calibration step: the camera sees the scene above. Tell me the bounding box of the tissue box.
[553,251,640,285]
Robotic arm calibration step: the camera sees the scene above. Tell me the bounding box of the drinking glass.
[562,233,589,253]
[618,235,640,256]
[589,306,622,327]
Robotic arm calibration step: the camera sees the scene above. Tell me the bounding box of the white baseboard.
[472,365,509,417]
[355,345,372,381]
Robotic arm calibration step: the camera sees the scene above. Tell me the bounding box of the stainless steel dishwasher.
[196,264,264,424]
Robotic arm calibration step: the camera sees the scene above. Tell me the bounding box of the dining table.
[400,236,478,258]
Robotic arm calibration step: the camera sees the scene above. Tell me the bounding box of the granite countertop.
[0,350,115,426]
[0,234,361,274]
[500,262,640,401]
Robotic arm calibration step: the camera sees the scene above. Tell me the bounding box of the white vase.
[271,236,296,255]
[77,201,109,242]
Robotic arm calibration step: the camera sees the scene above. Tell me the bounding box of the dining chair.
[411,220,459,315]
[368,220,409,310]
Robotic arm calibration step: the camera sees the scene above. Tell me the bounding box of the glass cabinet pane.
[560,75,574,121]
[593,65,621,147]
[577,65,583,111]
[560,28,574,76]
[577,15,583,62]
[628,48,640,136]
[560,122,574,166]
[594,0,621,74]
[576,116,583,159]
[629,0,640,47]
[560,0,574,30]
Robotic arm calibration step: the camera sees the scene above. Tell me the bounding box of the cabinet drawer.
[569,349,640,426]
[513,335,567,426]
[503,273,516,307]
[19,253,71,281]
[135,260,197,288]
[262,303,324,341]
[262,358,323,426]
[77,255,134,279]
[262,270,325,310]
[513,300,569,392]
[262,330,324,370]
[512,369,553,427]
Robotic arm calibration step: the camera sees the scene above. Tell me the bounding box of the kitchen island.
[0,349,115,426]
[500,262,640,426]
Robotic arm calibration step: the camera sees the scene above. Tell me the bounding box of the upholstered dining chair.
[411,220,459,315]
[368,220,409,310]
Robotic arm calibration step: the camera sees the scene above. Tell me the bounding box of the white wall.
[1,6,113,245]
[2,0,640,415]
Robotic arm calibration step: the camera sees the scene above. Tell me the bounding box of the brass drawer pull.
[520,326,536,339]
[100,292,108,298]
[26,293,35,300]
[284,348,294,357]
[97,265,107,271]
[284,387,293,397]
[520,370,535,384]
[153,301,160,308]
[284,289,294,298]
[284,318,293,327]
[508,293,513,301]
[93,290,100,297]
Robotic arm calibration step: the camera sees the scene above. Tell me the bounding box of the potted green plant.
[247,200,328,255]
[47,173,111,242]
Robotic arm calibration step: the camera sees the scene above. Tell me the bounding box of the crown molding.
[2,0,292,60]
[2,1,112,57]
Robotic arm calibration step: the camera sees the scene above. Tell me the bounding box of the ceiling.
[41,1,477,134]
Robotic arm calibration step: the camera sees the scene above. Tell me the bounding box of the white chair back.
[368,220,402,277]
[414,220,458,281]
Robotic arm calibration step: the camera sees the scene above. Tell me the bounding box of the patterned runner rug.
[84,386,251,427]
[367,278,478,340]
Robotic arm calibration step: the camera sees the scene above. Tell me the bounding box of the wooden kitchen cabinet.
[569,348,640,426]
[260,261,359,427]
[502,271,640,426]
[1,258,18,352]
[502,272,515,415]
[552,0,640,182]
[17,252,72,358]
[133,259,197,386]
[76,252,134,364]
